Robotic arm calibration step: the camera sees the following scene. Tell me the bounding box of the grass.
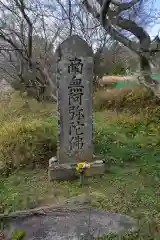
[93,86,160,113]
[0,91,57,174]
[0,88,160,238]
[95,111,160,165]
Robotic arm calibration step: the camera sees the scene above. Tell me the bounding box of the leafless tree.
[82,0,160,97]
[1,0,160,99]
[94,42,139,79]
[0,0,111,100]
[0,0,63,101]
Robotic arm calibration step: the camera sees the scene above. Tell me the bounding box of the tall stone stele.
[48,35,105,181]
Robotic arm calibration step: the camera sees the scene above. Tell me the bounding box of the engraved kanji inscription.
[68,57,83,74]
[69,105,84,121]
[68,86,84,105]
[56,35,93,163]
[69,135,84,151]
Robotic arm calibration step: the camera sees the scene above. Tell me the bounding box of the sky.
[149,0,160,38]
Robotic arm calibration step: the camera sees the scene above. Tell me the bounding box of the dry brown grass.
[93,86,160,112]
[0,91,57,175]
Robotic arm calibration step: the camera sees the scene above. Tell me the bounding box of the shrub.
[93,86,160,112]
[0,118,57,175]
[0,91,57,175]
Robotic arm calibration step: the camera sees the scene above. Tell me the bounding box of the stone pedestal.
[48,159,76,181]
[48,158,105,181]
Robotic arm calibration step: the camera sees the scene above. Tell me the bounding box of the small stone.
[94,160,103,164]
[49,157,58,167]
[0,231,7,240]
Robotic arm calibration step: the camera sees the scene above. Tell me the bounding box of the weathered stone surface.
[48,160,105,181]
[56,35,94,164]
[85,161,105,177]
[49,156,58,167]
[48,163,76,181]
[5,207,137,240]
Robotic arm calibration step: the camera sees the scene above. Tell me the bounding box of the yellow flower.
[76,161,91,172]
[76,166,80,171]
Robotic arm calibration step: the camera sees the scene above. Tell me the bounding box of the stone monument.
[48,35,105,181]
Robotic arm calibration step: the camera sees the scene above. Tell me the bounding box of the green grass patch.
[0,169,84,213]
[94,111,160,166]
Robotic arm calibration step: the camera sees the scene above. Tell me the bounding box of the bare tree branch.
[100,0,112,26]
[112,16,151,51]
[83,0,139,52]
[14,0,33,59]
[111,0,141,9]
[83,0,160,97]
[68,0,73,36]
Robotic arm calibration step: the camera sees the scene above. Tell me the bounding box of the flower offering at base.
[76,161,91,186]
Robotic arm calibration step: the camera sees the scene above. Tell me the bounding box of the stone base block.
[48,158,106,181]
[48,163,76,181]
[85,160,106,177]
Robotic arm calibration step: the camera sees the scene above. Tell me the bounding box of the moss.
[11,229,25,240]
